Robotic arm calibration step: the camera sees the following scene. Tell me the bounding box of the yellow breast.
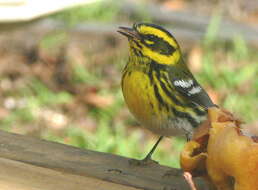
[122,69,161,128]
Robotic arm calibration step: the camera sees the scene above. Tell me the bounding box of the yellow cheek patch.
[138,25,179,49]
[145,40,155,45]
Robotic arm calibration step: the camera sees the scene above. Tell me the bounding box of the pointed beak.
[117,26,140,39]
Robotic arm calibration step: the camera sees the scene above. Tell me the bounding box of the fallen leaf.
[83,92,114,108]
[162,0,185,11]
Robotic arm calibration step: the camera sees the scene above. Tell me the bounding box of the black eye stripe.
[142,34,157,42]
[142,34,176,55]
[146,34,155,40]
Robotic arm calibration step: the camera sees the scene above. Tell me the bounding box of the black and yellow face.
[118,23,181,65]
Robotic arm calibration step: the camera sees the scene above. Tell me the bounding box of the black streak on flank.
[148,60,170,86]
[153,84,169,111]
[148,62,167,84]
[155,67,161,79]
[161,72,191,106]
[159,79,184,107]
[192,106,207,116]
[148,65,154,85]
[171,107,199,128]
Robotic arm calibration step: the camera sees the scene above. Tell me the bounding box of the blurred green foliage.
[0,79,72,127]
[53,0,121,25]
[40,31,68,50]
[200,13,258,121]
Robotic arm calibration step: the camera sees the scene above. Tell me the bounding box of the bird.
[118,23,216,165]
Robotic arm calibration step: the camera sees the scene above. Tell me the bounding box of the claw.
[128,158,158,166]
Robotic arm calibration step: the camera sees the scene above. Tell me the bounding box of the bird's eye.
[148,35,155,40]
[143,34,156,45]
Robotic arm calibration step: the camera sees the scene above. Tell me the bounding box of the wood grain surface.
[0,130,209,190]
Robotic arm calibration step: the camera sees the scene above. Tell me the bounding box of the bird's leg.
[142,136,163,161]
[129,136,163,166]
[185,133,191,141]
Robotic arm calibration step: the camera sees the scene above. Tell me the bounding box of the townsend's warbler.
[118,23,216,164]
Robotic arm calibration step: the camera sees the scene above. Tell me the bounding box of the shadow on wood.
[0,130,209,190]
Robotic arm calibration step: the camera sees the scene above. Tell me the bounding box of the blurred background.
[0,0,257,168]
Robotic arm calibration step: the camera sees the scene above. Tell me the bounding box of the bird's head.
[118,23,181,65]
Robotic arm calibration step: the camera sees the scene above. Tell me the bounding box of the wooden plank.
[0,158,140,190]
[0,130,209,190]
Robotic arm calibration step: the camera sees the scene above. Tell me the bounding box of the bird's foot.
[128,136,163,166]
[128,157,158,166]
